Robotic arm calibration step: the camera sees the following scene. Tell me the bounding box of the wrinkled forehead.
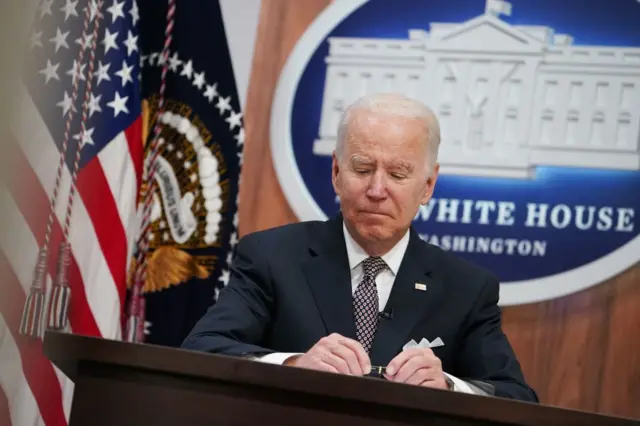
[343,109,430,154]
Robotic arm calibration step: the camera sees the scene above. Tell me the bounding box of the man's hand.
[284,333,371,375]
[383,348,449,389]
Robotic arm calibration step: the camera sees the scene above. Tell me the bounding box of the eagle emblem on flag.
[128,96,230,293]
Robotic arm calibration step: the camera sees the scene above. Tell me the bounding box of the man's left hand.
[383,348,449,389]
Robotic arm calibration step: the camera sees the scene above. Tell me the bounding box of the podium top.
[44,331,638,426]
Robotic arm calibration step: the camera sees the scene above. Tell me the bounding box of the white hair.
[335,93,441,171]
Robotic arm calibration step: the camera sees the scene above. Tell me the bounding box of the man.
[182,93,538,401]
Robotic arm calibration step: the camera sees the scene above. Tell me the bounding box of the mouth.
[359,211,390,218]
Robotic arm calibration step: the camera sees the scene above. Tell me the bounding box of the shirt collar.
[343,222,410,276]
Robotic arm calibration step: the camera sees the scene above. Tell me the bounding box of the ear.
[331,151,341,197]
[420,162,439,205]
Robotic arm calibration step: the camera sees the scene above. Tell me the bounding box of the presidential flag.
[132,1,245,347]
[0,0,142,425]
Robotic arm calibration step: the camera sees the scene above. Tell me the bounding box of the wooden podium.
[43,330,638,426]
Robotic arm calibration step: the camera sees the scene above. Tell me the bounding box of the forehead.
[343,110,428,156]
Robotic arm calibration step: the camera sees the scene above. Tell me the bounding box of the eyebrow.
[349,156,415,173]
[391,161,414,173]
[350,155,374,166]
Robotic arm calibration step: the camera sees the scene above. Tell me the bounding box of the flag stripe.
[0,385,10,426]
[1,181,74,423]
[77,157,129,312]
[0,315,42,426]
[125,116,144,200]
[98,131,139,243]
[0,252,67,426]
[11,91,123,338]
[3,142,101,337]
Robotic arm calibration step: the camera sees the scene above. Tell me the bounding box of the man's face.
[332,109,439,247]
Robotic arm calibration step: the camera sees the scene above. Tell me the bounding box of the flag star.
[106,0,125,22]
[39,60,60,84]
[102,28,119,54]
[75,33,93,50]
[148,53,158,66]
[29,30,43,49]
[237,151,244,166]
[39,0,53,18]
[60,0,78,21]
[216,96,231,114]
[88,93,102,118]
[235,128,245,146]
[86,0,100,21]
[225,111,242,130]
[124,30,138,56]
[193,71,205,89]
[49,28,70,52]
[204,83,218,102]
[115,60,133,86]
[73,124,95,147]
[168,52,182,72]
[233,212,239,228]
[157,51,167,66]
[229,232,239,247]
[226,251,233,266]
[129,0,140,25]
[214,286,221,301]
[107,91,129,117]
[57,91,75,116]
[95,60,111,86]
[180,59,193,79]
[66,60,86,83]
[218,270,230,286]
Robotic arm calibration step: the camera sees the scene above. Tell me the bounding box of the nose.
[366,170,388,201]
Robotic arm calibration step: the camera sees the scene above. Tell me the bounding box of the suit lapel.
[302,216,358,340]
[369,230,443,366]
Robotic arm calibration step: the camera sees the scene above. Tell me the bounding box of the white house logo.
[270,0,640,305]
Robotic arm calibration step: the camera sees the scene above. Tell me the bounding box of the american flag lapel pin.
[414,283,427,291]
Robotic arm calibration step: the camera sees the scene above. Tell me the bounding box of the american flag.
[0,0,142,425]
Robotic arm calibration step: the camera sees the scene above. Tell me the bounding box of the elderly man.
[182,93,538,401]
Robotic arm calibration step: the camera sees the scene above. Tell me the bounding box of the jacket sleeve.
[454,275,539,402]
[181,233,276,356]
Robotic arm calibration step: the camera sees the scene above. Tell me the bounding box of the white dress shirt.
[258,223,475,394]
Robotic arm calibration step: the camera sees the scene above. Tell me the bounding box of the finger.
[329,343,363,375]
[315,359,340,374]
[404,367,438,386]
[418,377,448,390]
[391,351,440,383]
[318,349,352,375]
[385,350,413,376]
[336,338,371,374]
[388,354,425,383]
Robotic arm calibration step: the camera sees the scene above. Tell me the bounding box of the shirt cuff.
[444,372,476,394]
[256,352,303,365]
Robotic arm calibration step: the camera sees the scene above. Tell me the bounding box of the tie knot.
[363,256,387,279]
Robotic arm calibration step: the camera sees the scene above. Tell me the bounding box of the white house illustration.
[314,0,640,178]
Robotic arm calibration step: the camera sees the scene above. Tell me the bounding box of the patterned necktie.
[353,256,387,353]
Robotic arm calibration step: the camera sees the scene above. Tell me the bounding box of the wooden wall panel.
[238,0,640,419]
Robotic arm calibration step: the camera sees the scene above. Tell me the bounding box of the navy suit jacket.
[182,215,538,402]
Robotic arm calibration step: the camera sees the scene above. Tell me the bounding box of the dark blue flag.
[134,0,244,347]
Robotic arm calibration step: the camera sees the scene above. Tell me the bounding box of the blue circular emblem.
[271,0,640,304]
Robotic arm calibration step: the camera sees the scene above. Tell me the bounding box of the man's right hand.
[284,333,371,375]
